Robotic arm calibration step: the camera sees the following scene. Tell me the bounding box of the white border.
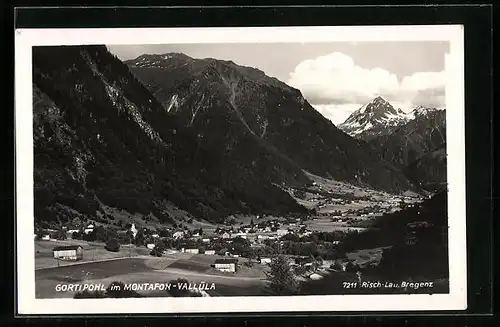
[15,25,466,315]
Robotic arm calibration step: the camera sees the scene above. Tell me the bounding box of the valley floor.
[35,173,441,298]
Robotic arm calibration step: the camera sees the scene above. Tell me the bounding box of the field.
[34,170,427,299]
[35,239,151,269]
[35,243,268,298]
[304,217,367,232]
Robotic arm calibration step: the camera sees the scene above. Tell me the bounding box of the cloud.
[287,52,445,123]
[411,87,446,108]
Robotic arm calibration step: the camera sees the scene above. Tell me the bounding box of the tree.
[89,225,106,242]
[56,228,67,240]
[125,230,134,243]
[265,255,299,295]
[105,238,120,252]
[150,243,165,257]
[72,217,82,228]
[134,230,145,246]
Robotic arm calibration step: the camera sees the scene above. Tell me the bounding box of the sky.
[108,42,449,124]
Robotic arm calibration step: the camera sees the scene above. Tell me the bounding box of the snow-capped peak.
[407,105,443,119]
[338,96,411,139]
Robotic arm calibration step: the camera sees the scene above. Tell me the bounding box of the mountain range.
[32,46,445,227]
[125,53,414,192]
[338,96,447,191]
[338,96,445,141]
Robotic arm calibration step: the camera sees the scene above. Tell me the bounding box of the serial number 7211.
[342,282,358,288]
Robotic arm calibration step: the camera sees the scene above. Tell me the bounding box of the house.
[83,228,94,234]
[257,235,269,240]
[204,250,216,255]
[151,234,159,238]
[66,229,79,235]
[52,245,83,261]
[295,256,315,266]
[41,234,51,241]
[213,258,238,272]
[185,248,199,254]
[260,258,272,264]
[221,232,231,239]
[232,232,247,239]
[146,243,155,250]
[172,231,184,239]
[202,238,211,243]
[308,272,324,280]
[276,229,288,236]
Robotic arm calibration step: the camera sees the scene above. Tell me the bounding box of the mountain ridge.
[126,53,417,194]
[33,45,309,226]
[338,96,410,141]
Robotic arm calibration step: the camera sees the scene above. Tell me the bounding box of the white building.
[173,231,184,239]
[185,248,199,254]
[309,273,324,280]
[41,234,50,241]
[276,229,288,236]
[260,258,272,264]
[202,238,211,243]
[213,258,238,272]
[231,232,247,239]
[204,250,216,255]
[146,243,155,249]
[130,223,138,238]
[52,245,83,261]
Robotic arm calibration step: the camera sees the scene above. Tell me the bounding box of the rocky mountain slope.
[403,147,447,192]
[368,107,447,191]
[126,53,415,193]
[369,108,446,168]
[33,45,308,226]
[338,95,447,191]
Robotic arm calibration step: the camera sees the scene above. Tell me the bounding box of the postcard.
[15,25,466,314]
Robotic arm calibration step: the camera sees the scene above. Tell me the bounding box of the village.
[35,178,425,297]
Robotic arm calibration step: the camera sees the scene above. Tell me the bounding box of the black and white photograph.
[15,25,466,314]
